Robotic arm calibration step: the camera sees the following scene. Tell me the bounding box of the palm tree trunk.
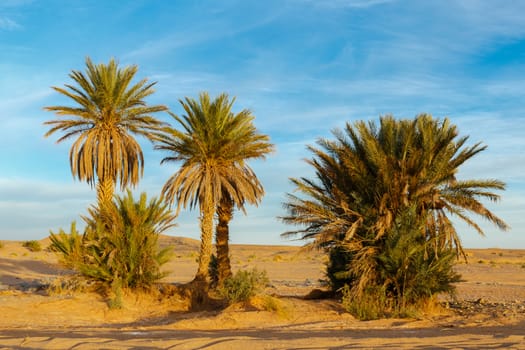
[194,192,215,282]
[97,176,115,210]
[216,194,234,285]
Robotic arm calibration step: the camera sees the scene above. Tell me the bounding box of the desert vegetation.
[281,115,508,319]
[50,191,175,306]
[44,58,168,210]
[151,92,274,285]
[22,240,42,252]
[40,58,509,319]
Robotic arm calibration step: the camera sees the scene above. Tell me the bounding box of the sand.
[0,236,524,349]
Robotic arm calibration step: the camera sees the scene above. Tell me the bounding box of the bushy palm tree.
[153,92,273,283]
[44,57,167,208]
[49,190,175,290]
[81,190,175,289]
[281,114,508,308]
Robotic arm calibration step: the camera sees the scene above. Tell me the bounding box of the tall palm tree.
[281,114,509,291]
[153,92,273,283]
[214,161,269,285]
[44,57,167,208]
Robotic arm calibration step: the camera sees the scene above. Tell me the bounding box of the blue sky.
[1,0,524,248]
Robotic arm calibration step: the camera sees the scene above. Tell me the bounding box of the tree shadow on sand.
[1,320,524,349]
[0,257,73,291]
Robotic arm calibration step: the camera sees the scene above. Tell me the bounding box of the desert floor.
[1,236,525,349]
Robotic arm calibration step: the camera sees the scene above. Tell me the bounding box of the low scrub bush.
[260,295,290,318]
[46,275,94,295]
[341,284,389,321]
[218,268,269,304]
[49,221,84,269]
[22,240,42,252]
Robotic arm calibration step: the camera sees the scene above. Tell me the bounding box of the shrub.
[261,295,289,318]
[340,207,461,320]
[80,190,175,290]
[49,221,84,269]
[376,208,460,307]
[49,190,176,291]
[281,115,507,318]
[46,275,94,295]
[22,240,42,252]
[325,245,354,291]
[341,284,389,321]
[218,268,269,304]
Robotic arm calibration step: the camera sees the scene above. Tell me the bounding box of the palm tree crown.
[282,114,509,256]
[44,57,168,205]
[154,92,274,281]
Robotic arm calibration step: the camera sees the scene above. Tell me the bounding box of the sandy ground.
[0,236,524,349]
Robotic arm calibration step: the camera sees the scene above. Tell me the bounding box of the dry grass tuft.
[22,240,42,252]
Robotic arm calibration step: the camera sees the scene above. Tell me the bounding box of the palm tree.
[214,165,268,285]
[281,114,509,293]
[214,111,273,285]
[44,57,168,209]
[153,92,273,283]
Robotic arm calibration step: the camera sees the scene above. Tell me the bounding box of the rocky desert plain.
[0,236,525,349]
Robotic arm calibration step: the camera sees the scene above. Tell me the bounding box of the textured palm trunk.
[194,192,215,282]
[96,176,115,211]
[216,194,233,285]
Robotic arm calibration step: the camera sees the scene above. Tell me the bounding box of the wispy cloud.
[151,71,224,99]
[0,0,32,30]
[0,17,21,30]
[123,4,283,61]
[0,0,523,248]
[0,0,33,8]
[295,0,396,9]
[456,1,525,38]
[123,34,203,61]
[0,88,52,112]
[0,178,93,239]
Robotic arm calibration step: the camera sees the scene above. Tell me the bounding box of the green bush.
[281,115,506,319]
[80,190,175,290]
[49,221,84,269]
[49,190,176,291]
[325,245,354,291]
[22,240,42,252]
[218,268,269,304]
[340,207,461,320]
[341,284,389,321]
[375,208,460,307]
